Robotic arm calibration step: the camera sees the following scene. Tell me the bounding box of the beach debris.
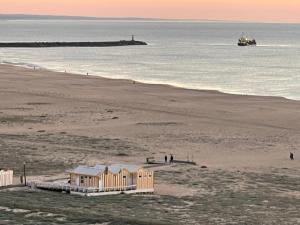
[146,157,156,164]
[201,166,208,169]
[115,152,129,157]
[37,130,46,133]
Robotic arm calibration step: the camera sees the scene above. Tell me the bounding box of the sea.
[1,19,300,100]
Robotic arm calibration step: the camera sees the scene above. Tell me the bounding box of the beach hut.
[0,169,13,187]
[69,164,154,193]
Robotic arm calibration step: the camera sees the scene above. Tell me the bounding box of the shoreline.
[0,62,297,103]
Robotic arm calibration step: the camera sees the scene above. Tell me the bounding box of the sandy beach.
[0,64,299,224]
[1,64,299,171]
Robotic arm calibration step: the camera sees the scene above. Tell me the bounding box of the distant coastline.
[0,14,232,23]
[0,14,162,21]
[1,14,297,24]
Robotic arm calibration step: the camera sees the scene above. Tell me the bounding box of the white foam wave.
[257,44,294,48]
[0,60,44,69]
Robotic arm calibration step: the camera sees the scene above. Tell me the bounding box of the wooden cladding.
[0,170,13,187]
[137,169,154,190]
[70,167,154,191]
[70,174,99,187]
[100,169,132,190]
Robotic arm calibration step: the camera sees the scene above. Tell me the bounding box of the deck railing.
[29,181,137,194]
[103,185,137,192]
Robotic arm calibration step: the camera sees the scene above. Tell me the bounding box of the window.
[123,176,127,179]
[149,174,152,178]
[80,176,84,184]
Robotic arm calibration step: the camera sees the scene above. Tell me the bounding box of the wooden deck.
[144,159,197,168]
[72,188,155,197]
[28,181,154,196]
[0,184,24,190]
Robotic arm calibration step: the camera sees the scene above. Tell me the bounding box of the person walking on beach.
[290,152,294,160]
[165,155,168,163]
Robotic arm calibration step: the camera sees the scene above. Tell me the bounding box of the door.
[127,173,135,190]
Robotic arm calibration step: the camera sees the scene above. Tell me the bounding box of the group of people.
[165,155,174,164]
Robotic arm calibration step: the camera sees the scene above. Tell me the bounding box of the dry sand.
[1,64,299,171]
[0,64,299,224]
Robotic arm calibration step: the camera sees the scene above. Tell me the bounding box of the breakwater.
[0,40,147,48]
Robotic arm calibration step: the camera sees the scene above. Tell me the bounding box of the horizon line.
[0,13,300,24]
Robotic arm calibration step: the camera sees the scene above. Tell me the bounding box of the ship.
[238,35,257,46]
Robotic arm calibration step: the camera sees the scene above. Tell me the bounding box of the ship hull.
[238,39,257,46]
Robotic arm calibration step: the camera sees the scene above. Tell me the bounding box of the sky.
[1,0,300,23]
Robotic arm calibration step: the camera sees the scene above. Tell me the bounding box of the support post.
[23,162,27,186]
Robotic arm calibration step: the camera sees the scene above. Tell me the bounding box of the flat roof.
[70,164,141,176]
[0,169,13,172]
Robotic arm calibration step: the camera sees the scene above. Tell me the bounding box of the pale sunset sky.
[1,0,300,23]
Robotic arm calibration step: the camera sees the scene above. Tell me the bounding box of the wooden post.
[23,162,27,186]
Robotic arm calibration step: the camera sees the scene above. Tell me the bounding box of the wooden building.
[69,164,154,193]
[0,169,13,187]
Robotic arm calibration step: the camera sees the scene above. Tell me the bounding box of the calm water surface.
[1,20,300,99]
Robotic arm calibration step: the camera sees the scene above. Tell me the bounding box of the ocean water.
[1,19,300,100]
